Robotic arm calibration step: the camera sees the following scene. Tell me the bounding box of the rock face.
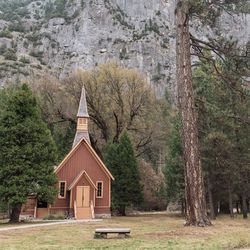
[0,0,249,95]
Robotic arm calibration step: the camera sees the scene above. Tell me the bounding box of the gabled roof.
[68,170,97,190]
[73,131,90,147]
[54,138,114,180]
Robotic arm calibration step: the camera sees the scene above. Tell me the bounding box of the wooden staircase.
[74,200,94,220]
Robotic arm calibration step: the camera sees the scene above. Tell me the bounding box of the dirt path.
[0,219,102,232]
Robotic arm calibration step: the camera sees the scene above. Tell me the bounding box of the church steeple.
[72,87,90,147]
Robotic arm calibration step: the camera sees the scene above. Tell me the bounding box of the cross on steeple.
[72,87,90,147]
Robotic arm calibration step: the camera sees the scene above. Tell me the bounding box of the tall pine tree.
[194,54,250,219]
[171,0,249,226]
[0,84,58,222]
[104,131,143,215]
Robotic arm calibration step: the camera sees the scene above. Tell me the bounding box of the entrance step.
[76,207,92,219]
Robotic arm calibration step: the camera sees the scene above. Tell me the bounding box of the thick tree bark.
[220,201,230,214]
[181,199,186,216]
[236,201,240,214]
[9,203,22,223]
[242,193,248,219]
[213,201,218,217]
[118,205,126,216]
[207,177,215,220]
[228,183,234,218]
[176,1,211,226]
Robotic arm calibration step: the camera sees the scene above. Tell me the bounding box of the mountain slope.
[0,0,249,95]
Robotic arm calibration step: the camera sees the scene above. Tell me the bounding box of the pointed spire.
[77,87,89,118]
[72,86,90,147]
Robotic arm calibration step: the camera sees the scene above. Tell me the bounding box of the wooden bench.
[94,228,131,239]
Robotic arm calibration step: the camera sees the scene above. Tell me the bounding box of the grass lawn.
[0,213,250,250]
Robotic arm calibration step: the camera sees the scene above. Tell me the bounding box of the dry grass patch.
[0,213,250,249]
[0,220,56,228]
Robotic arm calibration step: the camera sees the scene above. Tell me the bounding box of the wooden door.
[83,186,90,207]
[76,186,90,208]
[76,186,83,207]
[75,186,91,219]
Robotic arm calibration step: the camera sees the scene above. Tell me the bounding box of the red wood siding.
[71,173,95,207]
[51,190,69,208]
[21,196,36,216]
[94,207,111,214]
[56,141,110,209]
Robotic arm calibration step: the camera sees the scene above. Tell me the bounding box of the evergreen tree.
[178,44,249,222]
[194,55,250,219]
[170,0,249,226]
[165,115,185,213]
[51,121,76,161]
[104,132,143,215]
[194,59,234,219]
[175,0,211,226]
[0,84,58,222]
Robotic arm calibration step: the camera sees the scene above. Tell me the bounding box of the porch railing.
[90,200,95,219]
[74,201,77,219]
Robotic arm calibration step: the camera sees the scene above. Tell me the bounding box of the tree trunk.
[181,199,185,216]
[220,201,230,214]
[176,1,211,226]
[236,201,240,214]
[118,205,126,216]
[213,200,218,217]
[9,203,22,223]
[242,193,248,219]
[207,177,215,220]
[228,184,234,218]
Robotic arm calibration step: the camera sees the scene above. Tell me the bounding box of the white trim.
[96,181,103,198]
[109,179,111,207]
[58,181,67,199]
[93,189,96,207]
[54,138,114,180]
[68,171,97,190]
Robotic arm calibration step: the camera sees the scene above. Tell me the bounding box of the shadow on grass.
[124,211,185,219]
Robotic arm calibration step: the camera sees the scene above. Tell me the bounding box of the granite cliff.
[0,0,249,95]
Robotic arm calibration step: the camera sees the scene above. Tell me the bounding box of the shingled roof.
[77,87,89,118]
[73,131,90,146]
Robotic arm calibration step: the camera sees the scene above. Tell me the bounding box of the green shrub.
[81,0,86,8]
[29,50,43,58]
[45,0,67,19]
[156,10,161,16]
[16,7,30,17]
[19,56,30,64]
[161,37,169,49]
[3,49,17,61]
[119,47,129,60]
[0,201,8,213]
[23,40,29,48]
[0,45,7,55]
[0,29,13,39]
[25,33,40,42]
[9,22,25,33]
[43,213,66,220]
[33,64,42,70]
[34,14,41,20]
